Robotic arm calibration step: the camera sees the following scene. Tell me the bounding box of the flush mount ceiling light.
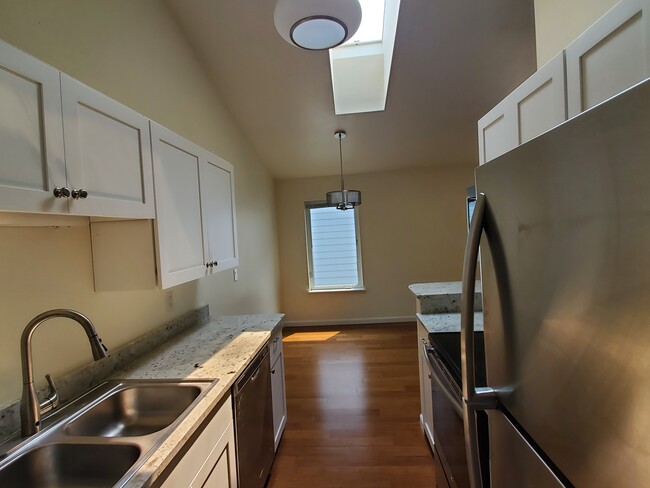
[326,131,361,210]
[274,0,362,50]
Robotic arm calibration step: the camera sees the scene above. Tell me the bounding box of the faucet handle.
[39,374,59,415]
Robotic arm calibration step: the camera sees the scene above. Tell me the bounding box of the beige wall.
[0,0,279,406]
[534,0,620,67]
[275,166,474,324]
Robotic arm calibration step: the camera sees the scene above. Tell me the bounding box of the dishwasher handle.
[234,344,270,395]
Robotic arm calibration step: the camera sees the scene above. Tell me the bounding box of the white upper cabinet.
[61,75,154,218]
[566,0,650,117]
[0,39,67,213]
[0,39,154,218]
[199,155,239,273]
[151,122,239,289]
[479,0,650,164]
[477,98,517,166]
[151,122,207,289]
[510,52,567,145]
[478,52,567,165]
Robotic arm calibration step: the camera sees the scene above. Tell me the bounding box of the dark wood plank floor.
[267,323,435,488]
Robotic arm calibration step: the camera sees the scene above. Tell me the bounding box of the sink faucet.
[20,309,108,437]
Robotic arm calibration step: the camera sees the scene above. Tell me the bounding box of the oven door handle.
[423,343,463,416]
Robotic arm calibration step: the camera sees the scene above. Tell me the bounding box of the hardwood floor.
[267,323,435,488]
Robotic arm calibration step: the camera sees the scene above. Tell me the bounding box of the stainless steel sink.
[0,380,214,487]
[0,442,141,487]
[65,384,202,437]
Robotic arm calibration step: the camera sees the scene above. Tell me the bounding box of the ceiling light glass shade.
[327,189,362,210]
[274,0,362,50]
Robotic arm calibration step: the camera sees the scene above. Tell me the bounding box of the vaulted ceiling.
[166,0,536,179]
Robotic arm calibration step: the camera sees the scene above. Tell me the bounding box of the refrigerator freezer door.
[489,411,565,488]
[476,78,650,487]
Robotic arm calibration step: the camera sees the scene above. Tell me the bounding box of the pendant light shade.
[274,0,362,51]
[326,131,361,210]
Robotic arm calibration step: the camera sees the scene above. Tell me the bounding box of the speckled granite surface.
[417,312,483,333]
[0,306,210,443]
[119,313,284,487]
[409,281,482,313]
[0,309,284,488]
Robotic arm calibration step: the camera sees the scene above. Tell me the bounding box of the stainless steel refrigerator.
[460,77,650,487]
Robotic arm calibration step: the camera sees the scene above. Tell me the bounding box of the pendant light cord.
[339,135,345,191]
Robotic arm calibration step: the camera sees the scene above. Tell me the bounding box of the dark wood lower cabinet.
[434,445,452,488]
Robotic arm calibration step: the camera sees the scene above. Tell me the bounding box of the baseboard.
[284,315,415,327]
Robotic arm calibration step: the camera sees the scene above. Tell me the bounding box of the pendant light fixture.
[327,130,361,210]
[274,0,362,51]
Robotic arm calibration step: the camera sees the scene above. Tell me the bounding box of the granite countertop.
[409,281,466,297]
[409,280,482,314]
[118,313,284,487]
[417,312,483,334]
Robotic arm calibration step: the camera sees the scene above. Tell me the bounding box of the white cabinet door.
[61,74,154,218]
[271,350,287,451]
[477,98,517,165]
[199,154,239,274]
[151,122,207,289]
[511,52,567,145]
[162,394,237,488]
[0,39,67,214]
[566,0,650,117]
[478,52,566,165]
[417,321,434,448]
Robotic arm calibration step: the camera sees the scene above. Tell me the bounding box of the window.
[304,202,364,292]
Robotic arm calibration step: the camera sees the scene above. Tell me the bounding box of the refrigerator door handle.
[461,192,498,488]
[423,343,463,416]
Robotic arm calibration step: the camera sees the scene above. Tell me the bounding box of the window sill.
[308,287,366,294]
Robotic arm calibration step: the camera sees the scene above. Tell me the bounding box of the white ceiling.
[166,0,536,179]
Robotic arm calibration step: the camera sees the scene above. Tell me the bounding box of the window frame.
[304,200,365,293]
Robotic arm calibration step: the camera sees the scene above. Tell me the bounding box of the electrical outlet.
[233,268,239,282]
[165,290,174,310]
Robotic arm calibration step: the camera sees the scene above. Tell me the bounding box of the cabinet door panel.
[0,40,66,213]
[62,74,154,218]
[151,123,207,289]
[271,352,287,451]
[513,52,567,144]
[477,99,517,165]
[199,155,238,273]
[567,0,650,117]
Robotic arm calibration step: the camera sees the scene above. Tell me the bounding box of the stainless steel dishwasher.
[233,343,275,488]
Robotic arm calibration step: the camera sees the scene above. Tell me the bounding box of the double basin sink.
[0,379,214,487]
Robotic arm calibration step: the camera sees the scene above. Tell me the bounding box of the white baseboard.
[284,315,415,327]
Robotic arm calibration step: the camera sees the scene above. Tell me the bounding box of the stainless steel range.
[425,331,488,488]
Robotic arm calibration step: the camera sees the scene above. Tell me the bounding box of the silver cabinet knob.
[53,187,71,198]
[212,261,218,267]
[71,188,88,199]
[207,262,214,268]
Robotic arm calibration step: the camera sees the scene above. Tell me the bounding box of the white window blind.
[305,203,364,291]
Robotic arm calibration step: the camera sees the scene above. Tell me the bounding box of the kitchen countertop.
[409,280,482,314]
[117,313,284,487]
[417,312,483,334]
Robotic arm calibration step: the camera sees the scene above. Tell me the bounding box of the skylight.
[329,0,400,115]
[342,0,385,46]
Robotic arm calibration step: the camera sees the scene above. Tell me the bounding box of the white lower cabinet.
[270,329,287,451]
[417,320,434,448]
[161,394,237,488]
